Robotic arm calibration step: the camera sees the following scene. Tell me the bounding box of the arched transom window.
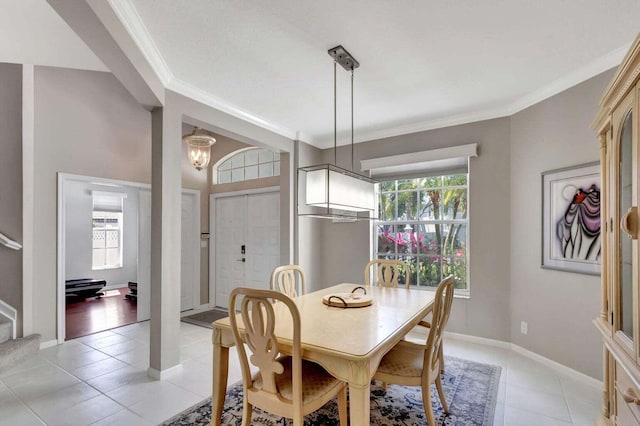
[217,148,280,184]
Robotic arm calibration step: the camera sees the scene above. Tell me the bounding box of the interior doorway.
[210,188,280,309]
[57,174,201,342]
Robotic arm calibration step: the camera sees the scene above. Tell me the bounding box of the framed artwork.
[541,162,601,275]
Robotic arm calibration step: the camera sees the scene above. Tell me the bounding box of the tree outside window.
[375,174,468,290]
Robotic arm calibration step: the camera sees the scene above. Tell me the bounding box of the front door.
[213,191,280,308]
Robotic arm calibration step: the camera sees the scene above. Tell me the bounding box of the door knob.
[236,258,246,262]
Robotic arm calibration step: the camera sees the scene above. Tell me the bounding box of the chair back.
[423,276,455,377]
[229,288,302,408]
[364,259,410,288]
[270,265,306,298]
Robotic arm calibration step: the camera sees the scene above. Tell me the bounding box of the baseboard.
[39,339,57,349]
[445,331,511,349]
[511,344,602,390]
[444,331,602,389]
[148,363,182,379]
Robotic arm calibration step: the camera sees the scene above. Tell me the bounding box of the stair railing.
[0,299,17,339]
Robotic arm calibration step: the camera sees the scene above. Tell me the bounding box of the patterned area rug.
[180,309,228,329]
[161,356,500,425]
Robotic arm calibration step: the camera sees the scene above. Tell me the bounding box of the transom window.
[375,174,469,292]
[217,148,280,184]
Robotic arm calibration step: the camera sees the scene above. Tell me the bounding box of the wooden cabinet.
[593,34,640,425]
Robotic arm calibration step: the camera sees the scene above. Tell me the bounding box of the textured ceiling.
[3,1,638,148]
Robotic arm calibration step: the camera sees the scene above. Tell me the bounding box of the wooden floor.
[65,288,138,340]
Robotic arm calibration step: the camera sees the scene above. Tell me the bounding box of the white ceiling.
[3,1,639,149]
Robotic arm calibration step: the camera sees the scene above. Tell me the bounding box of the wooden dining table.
[210,283,436,426]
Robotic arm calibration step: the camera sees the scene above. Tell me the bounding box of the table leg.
[348,382,371,426]
[211,342,229,426]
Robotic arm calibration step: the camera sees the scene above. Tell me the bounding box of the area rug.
[161,356,500,425]
[180,309,228,329]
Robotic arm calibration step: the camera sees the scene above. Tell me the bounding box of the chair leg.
[382,381,388,391]
[337,385,348,426]
[439,345,445,374]
[435,374,449,414]
[422,382,436,426]
[241,400,253,426]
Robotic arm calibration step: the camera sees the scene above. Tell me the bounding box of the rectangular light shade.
[304,166,375,212]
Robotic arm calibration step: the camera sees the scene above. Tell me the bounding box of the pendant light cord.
[351,69,354,172]
[334,60,337,166]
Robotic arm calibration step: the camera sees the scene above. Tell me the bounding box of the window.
[91,191,125,270]
[375,174,468,292]
[217,148,280,184]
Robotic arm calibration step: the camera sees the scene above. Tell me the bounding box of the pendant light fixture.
[183,127,216,171]
[297,45,377,221]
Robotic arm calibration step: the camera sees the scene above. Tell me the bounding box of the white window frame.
[92,210,123,270]
[373,175,469,296]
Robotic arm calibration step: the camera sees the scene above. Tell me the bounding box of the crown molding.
[168,77,306,143]
[107,0,173,85]
[104,0,630,150]
[504,43,628,116]
[313,44,628,149]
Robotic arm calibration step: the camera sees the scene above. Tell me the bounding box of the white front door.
[213,191,280,308]
[214,195,247,309]
[246,193,280,290]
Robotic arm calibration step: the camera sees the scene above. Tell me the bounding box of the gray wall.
[319,119,513,342]
[181,123,210,305]
[296,140,327,291]
[34,66,151,341]
[0,63,23,335]
[509,69,615,379]
[64,180,139,286]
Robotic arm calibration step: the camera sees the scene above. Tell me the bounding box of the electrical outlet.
[520,321,528,335]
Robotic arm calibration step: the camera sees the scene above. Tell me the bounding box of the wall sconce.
[183,127,216,171]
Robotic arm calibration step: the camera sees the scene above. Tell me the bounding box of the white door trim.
[209,186,279,308]
[56,173,201,343]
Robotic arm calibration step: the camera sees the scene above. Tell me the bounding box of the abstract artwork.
[542,162,601,275]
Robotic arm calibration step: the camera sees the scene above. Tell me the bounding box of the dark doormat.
[181,309,228,329]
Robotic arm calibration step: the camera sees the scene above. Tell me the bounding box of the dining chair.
[364,259,410,288]
[373,275,455,425]
[270,264,306,298]
[229,287,348,426]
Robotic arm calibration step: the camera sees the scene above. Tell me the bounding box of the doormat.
[181,309,228,329]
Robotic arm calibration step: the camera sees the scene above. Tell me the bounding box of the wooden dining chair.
[364,259,410,288]
[229,287,347,426]
[373,275,455,425]
[270,264,306,298]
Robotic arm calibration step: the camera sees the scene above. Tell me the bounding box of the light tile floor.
[0,321,601,425]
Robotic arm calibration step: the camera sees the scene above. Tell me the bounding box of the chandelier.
[183,127,216,171]
[297,45,377,221]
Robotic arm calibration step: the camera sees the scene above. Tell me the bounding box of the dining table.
[210,282,436,426]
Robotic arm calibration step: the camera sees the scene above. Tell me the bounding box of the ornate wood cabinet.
[593,34,640,425]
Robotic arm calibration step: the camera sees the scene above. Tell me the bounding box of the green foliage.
[376,174,468,289]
